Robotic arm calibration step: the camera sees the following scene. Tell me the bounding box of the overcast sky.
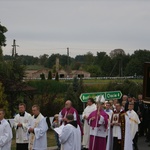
[0,0,150,57]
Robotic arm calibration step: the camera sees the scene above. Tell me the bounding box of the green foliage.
[0,82,10,118]
[29,94,65,116]
[55,72,59,81]
[125,58,141,76]
[84,79,142,98]
[86,65,101,77]
[106,79,143,97]
[27,80,68,94]
[0,46,3,61]
[0,23,7,47]
[84,52,95,65]
[47,71,52,80]
[39,54,49,66]
[125,50,150,76]
[26,80,69,116]
[65,85,79,107]
[26,65,46,70]
[3,49,150,77]
[65,77,84,113]
[72,76,78,92]
[40,73,45,80]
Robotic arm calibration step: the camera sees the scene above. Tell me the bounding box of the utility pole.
[67,47,69,66]
[67,47,69,78]
[12,39,19,57]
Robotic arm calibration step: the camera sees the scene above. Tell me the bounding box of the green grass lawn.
[62,78,142,84]
[26,65,48,70]
[11,129,56,150]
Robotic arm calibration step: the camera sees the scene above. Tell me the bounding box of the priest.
[106,103,133,150]
[28,105,48,150]
[59,114,81,150]
[0,108,12,150]
[82,98,96,150]
[59,100,83,134]
[87,95,109,150]
[126,102,140,150]
[14,103,31,150]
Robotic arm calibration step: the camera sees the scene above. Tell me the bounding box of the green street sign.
[105,91,122,100]
[80,91,122,102]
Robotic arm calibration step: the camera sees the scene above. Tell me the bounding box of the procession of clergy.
[0,94,141,150]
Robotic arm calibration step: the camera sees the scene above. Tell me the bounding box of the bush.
[0,82,10,118]
[27,80,68,94]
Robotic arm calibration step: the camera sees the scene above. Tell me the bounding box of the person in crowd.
[106,103,133,150]
[125,94,139,113]
[87,95,109,150]
[59,100,83,134]
[136,94,145,136]
[59,114,81,150]
[112,99,118,111]
[126,102,140,150]
[28,105,48,150]
[109,100,114,110]
[122,95,128,102]
[52,114,61,150]
[104,102,113,115]
[143,103,150,146]
[14,103,31,150]
[104,102,113,139]
[0,108,12,150]
[82,98,96,150]
[121,100,126,111]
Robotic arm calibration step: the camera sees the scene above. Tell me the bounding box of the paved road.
[48,136,150,150]
[138,136,150,150]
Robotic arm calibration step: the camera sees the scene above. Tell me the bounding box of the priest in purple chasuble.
[88,95,109,150]
[59,100,83,135]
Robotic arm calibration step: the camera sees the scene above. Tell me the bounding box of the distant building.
[25,69,90,80]
[69,70,90,78]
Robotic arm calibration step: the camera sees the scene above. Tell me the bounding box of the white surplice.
[82,104,96,148]
[104,109,113,135]
[59,124,81,150]
[0,119,12,150]
[127,110,141,140]
[106,114,133,150]
[28,113,48,150]
[14,112,31,143]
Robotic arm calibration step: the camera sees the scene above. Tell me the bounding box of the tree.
[95,51,107,66]
[47,71,52,80]
[0,23,7,47]
[100,55,113,76]
[40,73,45,80]
[86,65,101,77]
[65,85,78,108]
[65,77,84,113]
[110,49,125,58]
[55,72,59,81]
[39,54,49,66]
[0,82,10,118]
[71,62,81,70]
[109,49,128,77]
[84,52,95,65]
[125,50,150,76]
[72,76,79,92]
[0,23,7,61]
[125,58,142,76]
